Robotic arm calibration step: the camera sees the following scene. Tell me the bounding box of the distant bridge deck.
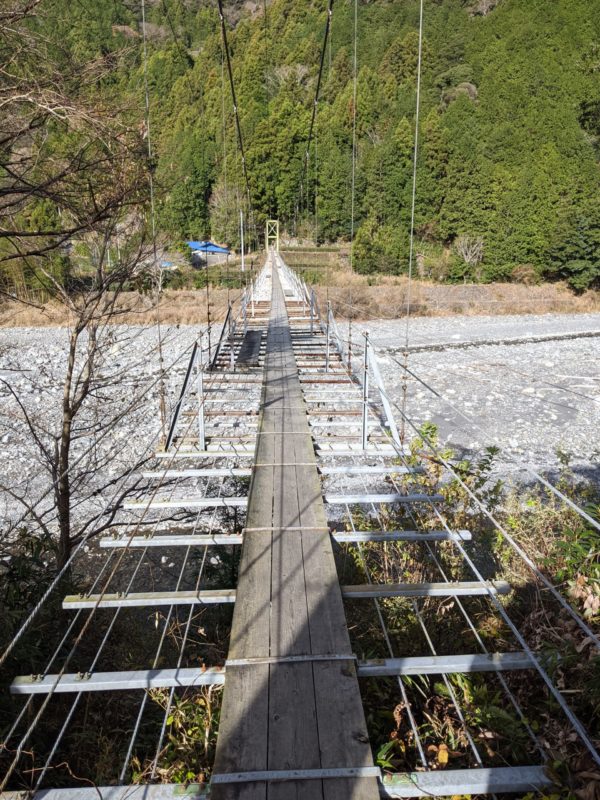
[211,255,378,799]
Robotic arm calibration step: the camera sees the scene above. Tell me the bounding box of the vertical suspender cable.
[217,0,256,249]
[221,45,228,204]
[346,0,358,367]
[298,0,334,225]
[314,118,318,243]
[400,0,424,441]
[349,0,358,274]
[141,0,167,442]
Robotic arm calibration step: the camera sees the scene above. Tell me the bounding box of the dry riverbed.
[0,312,598,531]
[350,312,600,484]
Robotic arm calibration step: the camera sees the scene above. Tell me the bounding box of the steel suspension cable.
[400,0,425,443]
[344,468,493,771]
[1,549,118,753]
[349,0,358,274]
[35,462,216,789]
[0,331,201,670]
[118,329,257,778]
[30,547,151,791]
[216,0,253,237]
[343,504,428,768]
[338,328,600,642]
[298,0,334,221]
[403,0,424,350]
[118,484,219,780]
[381,466,544,757]
[384,379,600,654]
[4,327,244,787]
[1,402,212,790]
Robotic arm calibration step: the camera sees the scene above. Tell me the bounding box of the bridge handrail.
[209,302,232,371]
[164,341,199,451]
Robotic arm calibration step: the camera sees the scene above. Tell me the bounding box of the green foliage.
[8,0,600,289]
[548,203,600,291]
[1,531,56,638]
[105,0,600,290]
[145,687,222,783]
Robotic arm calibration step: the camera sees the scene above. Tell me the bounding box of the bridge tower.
[265,218,279,252]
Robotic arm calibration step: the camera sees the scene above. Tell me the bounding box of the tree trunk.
[56,421,72,569]
[55,330,78,569]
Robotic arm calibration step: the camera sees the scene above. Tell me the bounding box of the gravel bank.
[0,312,598,531]
[346,313,600,483]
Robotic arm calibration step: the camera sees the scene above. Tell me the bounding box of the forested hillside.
[3,0,600,289]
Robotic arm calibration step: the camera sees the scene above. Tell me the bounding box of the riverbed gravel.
[0,311,598,531]
[345,312,600,484]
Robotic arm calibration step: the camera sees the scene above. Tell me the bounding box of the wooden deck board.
[212,256,378,800]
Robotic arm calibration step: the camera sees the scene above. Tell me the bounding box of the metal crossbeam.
[0,766,552,799]
[0,789,210,800]
[99,529,470,549]
[380,766,551,797]
[63,581,510,609]
[321,465,423,475]
[154,449,255,459]
[123,496,248,510]
[63,589,236,609]
[142,469,252,479]
[315,443,403,453]
[99,533,243,549]
[11,667,225,694]
[310,419,375,428]
[342,581,511,599]
[10,652,535,695]
[333,529,471,543]
[325,492,443,505]
[357,652,533,676]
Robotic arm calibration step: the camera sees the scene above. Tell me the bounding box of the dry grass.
[1,275,598,328]
[0,289,235,328]
[315,273,600,321]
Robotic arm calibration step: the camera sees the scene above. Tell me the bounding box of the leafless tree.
[0,1,175,568]
[0,0,146,293]
[454,234,484,280]
[0,223,171,567]
[469,0,501,17]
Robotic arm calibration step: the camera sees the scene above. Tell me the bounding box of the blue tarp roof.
[186,240,230,254]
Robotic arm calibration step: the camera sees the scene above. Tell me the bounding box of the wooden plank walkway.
[212,257,378,800]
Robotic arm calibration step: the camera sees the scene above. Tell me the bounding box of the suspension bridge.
[6,246,598,799]
[2,0,600,792]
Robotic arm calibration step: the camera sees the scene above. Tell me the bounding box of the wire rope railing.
[302,273,600,772]
[1,272,259,789]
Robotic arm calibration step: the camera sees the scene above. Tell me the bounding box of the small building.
[186,240,231,267]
